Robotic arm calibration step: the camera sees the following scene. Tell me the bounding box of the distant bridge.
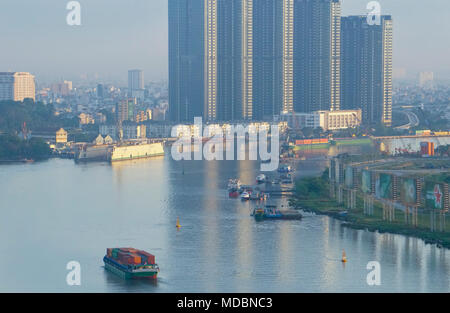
[371,135,450,140]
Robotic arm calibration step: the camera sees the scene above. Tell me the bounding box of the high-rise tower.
[341,15,393,126]
[169,0,254,122]
[292,0,341,113]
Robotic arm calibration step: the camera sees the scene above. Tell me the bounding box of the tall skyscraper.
[169,0,344,122]
[252,0,283,119]
[169,0,253,122]
[341,15,393,126]
[0,72,36,102]
[128,70,144,99]
[169,0,206,122]
[292,0,341,113]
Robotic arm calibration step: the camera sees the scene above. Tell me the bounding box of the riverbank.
[290,175,450,249]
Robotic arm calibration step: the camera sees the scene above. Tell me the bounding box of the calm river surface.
[0,147,449,292]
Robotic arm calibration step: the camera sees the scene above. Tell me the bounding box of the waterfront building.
[100,124,119,141]
[93,134,105,145]
[0,72,35,102]
[341,15,393,126]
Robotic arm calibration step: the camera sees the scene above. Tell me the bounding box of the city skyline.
[1,0,450,84]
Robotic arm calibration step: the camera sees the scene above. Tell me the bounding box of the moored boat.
[241,191,250,200]
[256,174,266,184]
[251,206,302,221]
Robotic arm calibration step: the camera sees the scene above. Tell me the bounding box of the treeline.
[0,100,78,133]
[293,169,330,200]
[0,134,51,161]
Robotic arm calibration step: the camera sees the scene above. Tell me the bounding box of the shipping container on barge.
[103,248,159,279]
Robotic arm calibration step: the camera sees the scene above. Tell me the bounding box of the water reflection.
[0,155,449,292]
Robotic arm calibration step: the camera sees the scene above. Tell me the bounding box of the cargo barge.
[251,205,302,221]
[103,248,159,279]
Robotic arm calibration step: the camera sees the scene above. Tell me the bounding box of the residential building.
[0,72,35,102]
[341,15,393,126]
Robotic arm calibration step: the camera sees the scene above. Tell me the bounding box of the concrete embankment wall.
[111,143,164,161]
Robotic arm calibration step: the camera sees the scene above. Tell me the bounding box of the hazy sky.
[1,0,449,85]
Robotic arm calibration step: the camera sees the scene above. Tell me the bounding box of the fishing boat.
[228,179,242,197]
[256,174,266,184]
[278,165,292,173]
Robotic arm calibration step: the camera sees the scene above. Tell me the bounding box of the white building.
[0,72,35,101]
[317,110,362,131]
[281,109,361,131]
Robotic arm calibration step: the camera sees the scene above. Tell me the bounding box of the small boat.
[228,179,242,198]
[256,174,266,184]
[241,191,250,200]
[229,190,240,198]
[278,165,292,173]
[227,179,241,191]
[176,217,181,229]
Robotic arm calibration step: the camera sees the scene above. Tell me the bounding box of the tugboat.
[103,248,160,279]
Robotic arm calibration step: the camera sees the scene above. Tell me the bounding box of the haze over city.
[1,0,449,84]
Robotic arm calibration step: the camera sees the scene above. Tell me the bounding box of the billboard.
[345,166,354,188]
[376,173,393,199]
[425,182,444,210]
[401,178,417,205]
[361,170,372,194]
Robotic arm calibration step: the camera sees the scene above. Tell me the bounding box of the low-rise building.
[55,128,68,143]
[281,110,361,131]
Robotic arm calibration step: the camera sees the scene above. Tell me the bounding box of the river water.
[0,145,449,292]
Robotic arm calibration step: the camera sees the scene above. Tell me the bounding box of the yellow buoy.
[341,250,347,263]
[176,217,181,229]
